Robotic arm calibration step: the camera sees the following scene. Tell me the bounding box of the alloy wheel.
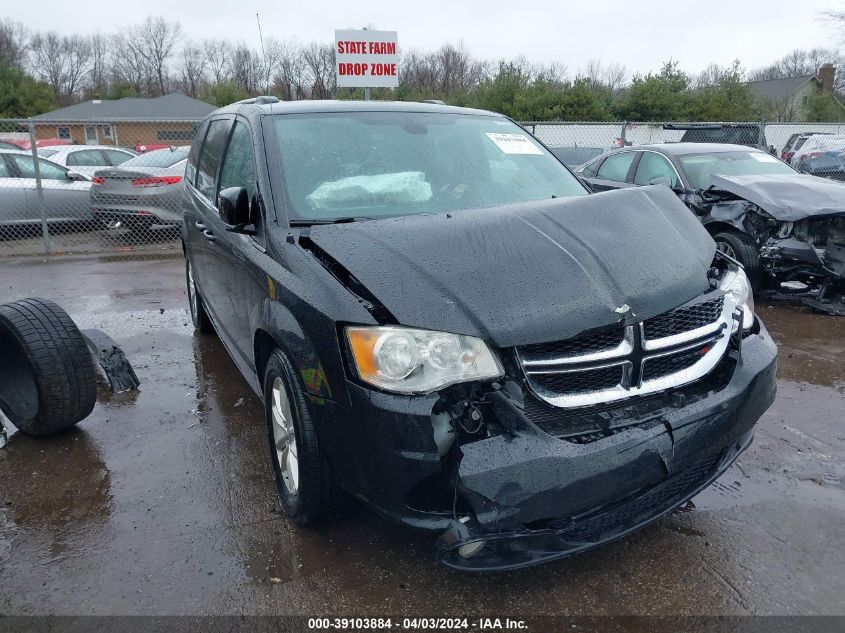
[716,241,736,259]
[271,377,299,495]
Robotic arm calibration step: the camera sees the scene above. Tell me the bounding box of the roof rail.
[234,96,281,105]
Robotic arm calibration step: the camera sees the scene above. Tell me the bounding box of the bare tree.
[88,33,109,96]
[400,43,488,97]
[203,39,231,85]
[302,42,336,99]
[179,43,207,97]
[749,48,845,92]
[29,32,91,104]
[0,19,27,70]
[603,62,628,93]
[820,8,845,40]
[128,16,182,95]
[577,59,626,92]
[267,38,307,100]
[230,43,264,95]
[111,33,152,95]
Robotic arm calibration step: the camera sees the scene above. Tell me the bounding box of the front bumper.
[313,324,778,571]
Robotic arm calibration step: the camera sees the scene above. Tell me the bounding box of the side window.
[633,152,678,187]
[186,120,209,191]
[10,155,68,180]
[581,157,603,178]
[66,150,105,167]
[0,158,9,178]
[195,119,231,202]
[596,152,635,182]
[218,121,257,201]
[105,150,134,166]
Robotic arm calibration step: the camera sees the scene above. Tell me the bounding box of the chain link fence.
[3,116,845,258]
[0,117,199,258]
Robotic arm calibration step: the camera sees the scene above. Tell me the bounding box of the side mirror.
[66,171,86,181]
[218,186,251,227]
[649,176,672,187]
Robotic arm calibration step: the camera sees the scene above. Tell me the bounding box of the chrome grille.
[641,347,707,382]
[520,325,624,359]
[518,291,735,409]
[642,297,724,341]
[531,364,626,395]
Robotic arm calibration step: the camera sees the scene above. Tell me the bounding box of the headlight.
[345,326,504,394]
[720,267,755,332]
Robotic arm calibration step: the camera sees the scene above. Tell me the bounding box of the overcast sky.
[15,0,845,76]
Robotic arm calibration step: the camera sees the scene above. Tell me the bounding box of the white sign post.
[335,29,399,96]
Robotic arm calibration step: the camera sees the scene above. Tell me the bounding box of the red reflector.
[700,346,709,355]
[91,176,104,184]
[131,176,182,187]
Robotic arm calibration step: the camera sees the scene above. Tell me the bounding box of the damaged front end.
[701,174,845,314]
[759,216,845,314]
[301,187,776,570]
[325,261,777,571]
[432,277,775,569]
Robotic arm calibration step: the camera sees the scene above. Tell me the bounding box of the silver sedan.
[0,150,92,226]
[90,147,189,232]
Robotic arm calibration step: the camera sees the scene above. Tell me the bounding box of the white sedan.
[36,145,138,178]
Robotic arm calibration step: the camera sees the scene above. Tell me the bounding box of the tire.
[0,298,97,436]
[264,349,338,526]
[186,257,214,334]
[713,230,762,287]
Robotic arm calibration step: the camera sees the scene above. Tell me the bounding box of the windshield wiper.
[290,217,374,226]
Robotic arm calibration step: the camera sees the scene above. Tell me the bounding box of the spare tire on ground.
[0,298,97,436]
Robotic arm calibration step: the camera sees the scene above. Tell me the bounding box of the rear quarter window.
[195,120,231,202]
[596,152,635,182]
[185,121,208,186]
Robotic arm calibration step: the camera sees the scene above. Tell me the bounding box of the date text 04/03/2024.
[307,618,528,630]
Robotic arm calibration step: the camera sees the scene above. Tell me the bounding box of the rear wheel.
[264,349,338,526]
[713,230,761,287]
[186,257,214,334]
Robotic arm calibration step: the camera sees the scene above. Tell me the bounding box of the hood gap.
[299,234,398,325]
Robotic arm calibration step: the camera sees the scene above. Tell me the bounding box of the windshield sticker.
[750,153,780,163]
[485,133,543,155]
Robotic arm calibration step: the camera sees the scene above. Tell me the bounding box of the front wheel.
[264,349,337,526]
[713,230,762,288]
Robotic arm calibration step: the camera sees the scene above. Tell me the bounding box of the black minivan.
[181,98,778,570]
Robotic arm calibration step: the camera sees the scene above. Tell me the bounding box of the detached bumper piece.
[436,434,750,571]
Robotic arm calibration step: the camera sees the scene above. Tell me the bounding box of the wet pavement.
[0,254,843,616]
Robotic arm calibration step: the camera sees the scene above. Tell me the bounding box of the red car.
[0,138,71,150]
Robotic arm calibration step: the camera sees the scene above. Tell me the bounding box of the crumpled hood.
[710,173,845,221]
[306,186,715,347]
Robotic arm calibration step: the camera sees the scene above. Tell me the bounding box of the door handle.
[194,221,206,230]
[203,229,216,243]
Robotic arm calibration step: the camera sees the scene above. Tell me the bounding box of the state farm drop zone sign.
[335,29,399,88]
